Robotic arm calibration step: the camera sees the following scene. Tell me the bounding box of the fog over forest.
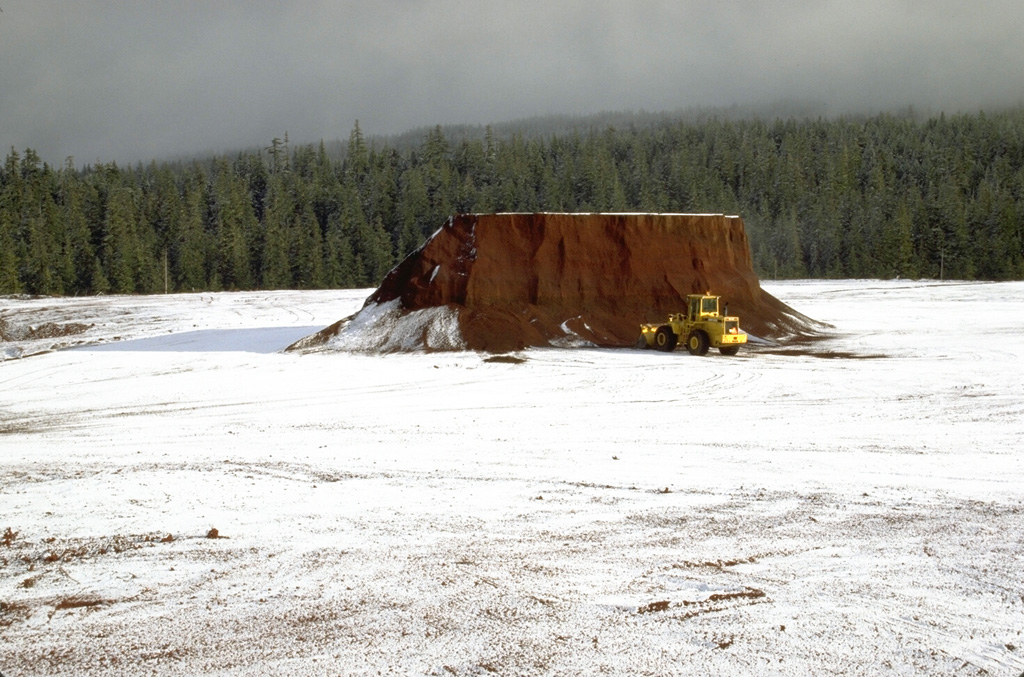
[1,1,1022,166]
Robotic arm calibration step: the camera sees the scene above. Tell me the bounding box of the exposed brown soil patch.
[27,321,93,340]
[633,586,768,624]
[53,596,110,612]
[748,346,889,360]
[0,318,92,342]
[0,600,31,627]
[638,600,671,614]
[676,557,758,569]
[483,354,527,364]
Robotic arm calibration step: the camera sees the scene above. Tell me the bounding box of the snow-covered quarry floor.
[1,281,1023,676]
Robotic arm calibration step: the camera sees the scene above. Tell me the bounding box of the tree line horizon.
[2,107,1022,297]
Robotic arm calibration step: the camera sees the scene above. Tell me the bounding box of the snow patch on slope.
[2,344,24,360]
[551,316,598,348]
[325,299,466,352]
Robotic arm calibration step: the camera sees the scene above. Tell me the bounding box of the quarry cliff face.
[296,213,818,353]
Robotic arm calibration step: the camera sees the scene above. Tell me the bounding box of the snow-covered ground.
[1,281,1022,676]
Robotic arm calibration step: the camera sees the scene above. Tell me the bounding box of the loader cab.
[687,294,720,320]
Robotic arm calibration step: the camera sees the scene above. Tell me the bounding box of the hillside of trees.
[2,108,1023,296]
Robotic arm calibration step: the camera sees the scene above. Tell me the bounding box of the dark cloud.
[2,0,1022,165]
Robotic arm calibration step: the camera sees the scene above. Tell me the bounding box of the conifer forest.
[2,109,1023,296]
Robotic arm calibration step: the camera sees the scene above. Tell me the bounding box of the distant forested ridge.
[2,109,1023,296]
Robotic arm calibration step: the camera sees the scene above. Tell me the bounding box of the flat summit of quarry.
[1,280,1023,675]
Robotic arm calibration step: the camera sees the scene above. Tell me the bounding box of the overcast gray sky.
[2,0,1022,166]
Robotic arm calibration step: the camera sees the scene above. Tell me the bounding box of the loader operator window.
[702,298,717,315]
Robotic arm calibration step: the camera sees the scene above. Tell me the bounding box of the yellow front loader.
[638,294,747,356]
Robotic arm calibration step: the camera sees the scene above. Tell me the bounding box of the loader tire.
[719,345,740,356]
[654,326,677,352]
[686,330,710,356]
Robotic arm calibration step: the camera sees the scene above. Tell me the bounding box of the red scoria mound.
[292,213,821,353]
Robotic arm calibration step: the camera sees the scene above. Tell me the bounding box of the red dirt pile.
[295,213,820,353]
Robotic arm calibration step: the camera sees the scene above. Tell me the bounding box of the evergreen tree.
[396,167,430,257]
[176,168,211,291]
[0,150,25,293]
[212,160,256,289]
[261,174,294,289]
[294,199,325,288]
[0,196,20,293]
[16,150,61,294]
[323,211,357,287]
[59,159,99,292]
